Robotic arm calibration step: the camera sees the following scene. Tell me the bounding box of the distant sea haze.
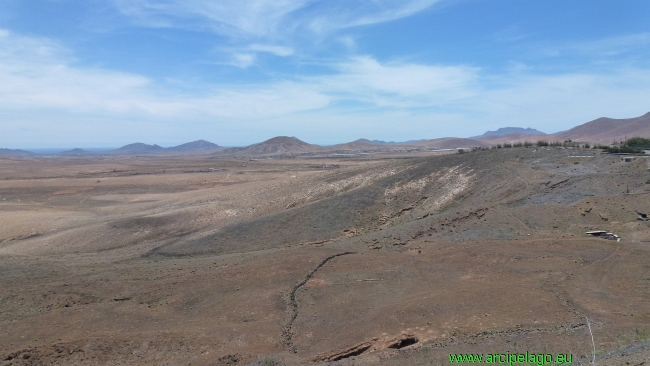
[24,148,117,154]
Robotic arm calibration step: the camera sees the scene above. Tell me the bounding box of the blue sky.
[1,0,649,148]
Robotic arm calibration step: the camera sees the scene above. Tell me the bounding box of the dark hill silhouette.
[0,148,34,157]
[166,140,221,152]
[357,139,400,145]
[58,148,92,156]
[105,140,221,155]
[472,127,545,139]
[107,143,165,155]
[368,139,400,145]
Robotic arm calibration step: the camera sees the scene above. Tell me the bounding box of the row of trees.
[489,140,586,149]
[603,137,650,153]
[464,137,650,154]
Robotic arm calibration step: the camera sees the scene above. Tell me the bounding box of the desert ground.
[1,148,650,365]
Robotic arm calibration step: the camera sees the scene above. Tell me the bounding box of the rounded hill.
[233,136,319,155]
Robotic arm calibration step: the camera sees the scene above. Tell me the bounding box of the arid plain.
[1,147,650,365]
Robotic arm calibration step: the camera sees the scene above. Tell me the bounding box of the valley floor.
[1,148,649,365]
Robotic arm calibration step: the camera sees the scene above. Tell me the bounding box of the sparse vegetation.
[625,137,650,148]
[562,140,580,148]
[592,136,649,154]
[606,145,643,154]
[636,328,650,341]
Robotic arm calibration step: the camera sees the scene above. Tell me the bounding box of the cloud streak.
[536,33,650,58]
[314,56,480,108]
[112,0,441,39]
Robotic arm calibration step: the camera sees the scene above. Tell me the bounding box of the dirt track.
[1,148,649,365]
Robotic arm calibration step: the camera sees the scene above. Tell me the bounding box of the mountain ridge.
[0,148,35,157]
[476,111,650,144]
[4,111,650,155]
[472,127,546,139]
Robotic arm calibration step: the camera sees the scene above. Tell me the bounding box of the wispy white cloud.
[0,30,327,118]
[0,29,479,119]
[537,32,650,58]
[314,56,480,107]
[111,0,442,69]
[338,36,357,50]
[113,0,310,37]
[112,0,441,39]
[0,29,156,113]
[248,44,294,57]
[218,44,294,68]
[304,0,440,33]
[229,53,256,68]
[2,29,650,146]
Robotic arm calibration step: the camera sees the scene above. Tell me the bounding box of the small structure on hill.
[585,230,620,242]
[638,212,648,221]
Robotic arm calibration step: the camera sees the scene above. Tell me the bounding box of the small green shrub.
[636,328,650,341]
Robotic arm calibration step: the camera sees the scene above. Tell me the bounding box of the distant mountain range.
[0,148,34,157]
[219,136,488,156]
[554,111,650,142]
[52,140,223,156]
[2,112,649,157]
[476,112,650,144]
[472,127,546,139]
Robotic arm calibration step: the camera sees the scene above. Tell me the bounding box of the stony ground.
[1,148,649,365]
